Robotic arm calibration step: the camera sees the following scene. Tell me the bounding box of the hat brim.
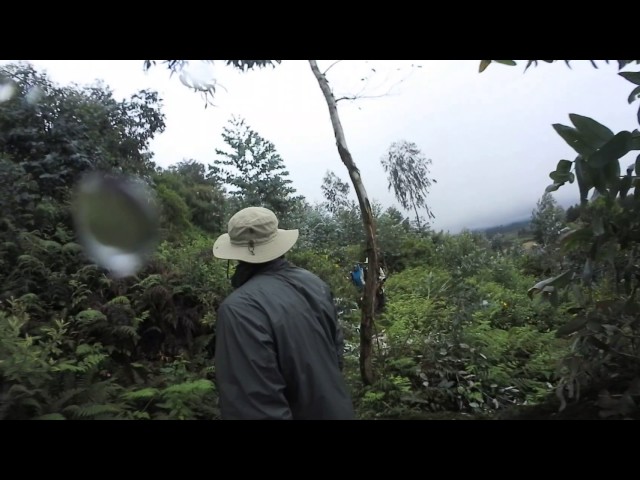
[212,229,299,264]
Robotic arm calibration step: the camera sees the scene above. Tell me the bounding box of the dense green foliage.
[2,60,639,419]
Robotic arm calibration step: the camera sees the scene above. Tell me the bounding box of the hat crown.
[228,207,278,246]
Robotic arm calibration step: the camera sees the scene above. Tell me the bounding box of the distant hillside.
[479,219,531,237]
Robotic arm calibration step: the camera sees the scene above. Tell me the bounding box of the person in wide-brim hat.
[210,206,355,420]
[213,206,299,263]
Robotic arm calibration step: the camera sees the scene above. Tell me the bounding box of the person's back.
[211,206,355,420]
[215,258,355,420]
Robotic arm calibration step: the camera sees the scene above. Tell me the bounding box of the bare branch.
[333,62,420,106]
[335,93,394,103]
[322,60,343,76]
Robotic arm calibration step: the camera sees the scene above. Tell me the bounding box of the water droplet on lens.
[72,172,159,278]
[0,81,16,103]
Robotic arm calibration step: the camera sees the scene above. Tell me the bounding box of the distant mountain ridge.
[475,218,531,236]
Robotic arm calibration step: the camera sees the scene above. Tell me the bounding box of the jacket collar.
[230,257,289,289]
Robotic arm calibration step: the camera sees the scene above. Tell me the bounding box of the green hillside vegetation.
[2,60,640,420]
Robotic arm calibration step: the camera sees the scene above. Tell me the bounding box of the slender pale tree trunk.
[309,60,378,385]
[413,204,422,230]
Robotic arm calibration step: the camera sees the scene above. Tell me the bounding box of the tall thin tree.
[381,140,436,229]
[143,59,396,385]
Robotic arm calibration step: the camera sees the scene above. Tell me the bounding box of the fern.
[36,413,66,420]
[53,363,84,373]
[61,242,84,255]
[162,379,214,396]
[50,387,85,411]
[75,309,107,325]
[16,254,44,270]
[107,296,131,306]
[122,388,159,401]
[114,325,139,339]
[40,240,62,253]
[130,411,151,420]
[69,280,91,310]
[134,274,164,290]
[16,293,40,306]
[64,404,121,419]
[79,353,108,372]
[75,344,95,356]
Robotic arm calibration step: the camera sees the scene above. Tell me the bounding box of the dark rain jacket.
[214,258,355,420]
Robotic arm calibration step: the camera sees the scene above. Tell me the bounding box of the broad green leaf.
[609,176,622,197]
[553,124,594,156]
[602,155,621,185]
[587,336,610,351]
[619,71,640,86]
[556,316,588,337]
[617,61,640,70]
[566,306,585,314]
[528,271,573,299]
[619,175,632,198]
[590,168,609,196]
[479,60,491,73]
[588,131,633,168]
[549,170,574,184]
[556,159,573,173]
[628,86,640,104]
[574,156,593,202]
[559,227,593,250]
[569,114,614,148]
[493,60,517,66]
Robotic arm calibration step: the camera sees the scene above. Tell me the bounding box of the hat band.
[229,229,278,247]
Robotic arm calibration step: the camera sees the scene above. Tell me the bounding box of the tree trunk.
[413,204,422,230]
[309,60,378,385]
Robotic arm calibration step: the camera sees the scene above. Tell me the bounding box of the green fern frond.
[1,241,17,251]
[36,413,66,420]
[76,264,100,276]
[40,240,62,253]
[135,311,150,324]
[114,325,139,339]
[67,404,121,419]
[134,274,164,290]
[7,384,35,397]
[51,388,85,410]
[107,296,131,306]
[162,379,214,396]
[79,354,108,371]
[53,363,84,373]
[61,242,84,255]
[16,254,44,269]
[75,309,107,324]
[16,293,40,306]
[130,411,151,420]
[75,344,95,356]
[122,388,159,401]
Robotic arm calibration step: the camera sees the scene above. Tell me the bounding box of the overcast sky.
[2,59,637,232]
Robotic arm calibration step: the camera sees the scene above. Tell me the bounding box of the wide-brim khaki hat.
[213,206,299,264]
